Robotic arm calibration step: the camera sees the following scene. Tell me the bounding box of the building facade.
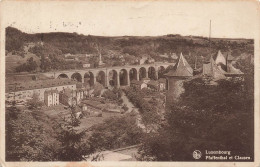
[59,88,86,106]
[5,78,77,105]
[164,53,193,107]
[44,90,59,107]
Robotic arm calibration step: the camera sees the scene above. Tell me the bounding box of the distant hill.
[5,26,254,73]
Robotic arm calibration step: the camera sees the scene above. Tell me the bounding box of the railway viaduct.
[43,62,174,88]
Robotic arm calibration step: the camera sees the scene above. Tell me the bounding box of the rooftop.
[164,53,193,77]
[45,89,59,94]
[202,57,226,80]
[147,80,158,87]
[6,78,76,93]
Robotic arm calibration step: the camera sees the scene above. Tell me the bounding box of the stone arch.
[139,67,147,80]
[57,73,69,79]
[119,69,128,86]
[108,70,118,87]
[158,66,166,79]
[84,72,95,88]
[71,72,82,82]
[148,66,157,80]
[129,68,138,81]
[96,71,106,87]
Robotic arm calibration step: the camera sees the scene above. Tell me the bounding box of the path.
[121,92,146,131]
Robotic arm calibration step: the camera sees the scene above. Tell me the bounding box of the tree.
[92,82,104,97]
[138,74,254,161]
[55,106,92,161]
[15,57,38,72]
[5,103,58,161]
[26,92,43,110]
[88,115,143,152]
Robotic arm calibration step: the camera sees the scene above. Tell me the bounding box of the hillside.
[5,27,254,73]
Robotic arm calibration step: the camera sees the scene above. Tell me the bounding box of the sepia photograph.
[0,1,259,167]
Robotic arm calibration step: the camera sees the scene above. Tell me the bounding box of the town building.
[158,78,167,91]
[164,53,193,106]
[5,78,77,104]
[138,56,148,65]
[146,78,166,91]
[130,80,147,89]
[147,80,159,91]
[83,63,91,68]
[203,57,226,80]
[142,77,151,84]
[147,57,155,64]
[59,88,77,106]
[202,50,244,80]
[59,87,86,106]
[44,89,59,107]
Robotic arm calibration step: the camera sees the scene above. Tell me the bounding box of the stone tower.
[164,53,193,107]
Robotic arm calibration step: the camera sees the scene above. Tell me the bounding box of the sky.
[1,1,259,39]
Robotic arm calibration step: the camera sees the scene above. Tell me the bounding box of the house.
[60,88,77,106]
[142,77,151,84]
[202,57,226,80]
[146,78,167,91]
[214,50,243,77]
[85,54,93,58]
[147,80,159,91]
[83,63,91,68]
[147,57,155,64]
[44,89,59,107]
[159,52,178,61]
[59,86,86,106]
[79,104,88,111]
[138,56,148,65]
[158,78,167,91]
[5,78,77,104]
[130,80,147,89]
[170,52,178,60]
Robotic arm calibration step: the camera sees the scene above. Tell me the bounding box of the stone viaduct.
[43,62,175,88]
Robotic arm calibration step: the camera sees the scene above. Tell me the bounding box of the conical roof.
[164,53,193,77]
[226,53,235,61]
[203,57,226,79]
[214,50,226,66]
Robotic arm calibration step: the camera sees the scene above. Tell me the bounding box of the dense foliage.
[5,102,92,161]
[6,104,58,161]
[124,87,161,126]
[138,60,254,161]
[55,106,92,161]
[15,57,38,72]
[88,115,143,151]
[101,88,123,105]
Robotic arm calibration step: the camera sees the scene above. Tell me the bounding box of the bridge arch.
[57,73,69,79]
[96,70,106,87]
[139,67,147,80]
[84,72,95,88]
[129,68,138,81]
[108,70,118,87]
[158,66,166,79]
[119,69,128,86]
[148,66,157,80]
[71,72,82,82]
